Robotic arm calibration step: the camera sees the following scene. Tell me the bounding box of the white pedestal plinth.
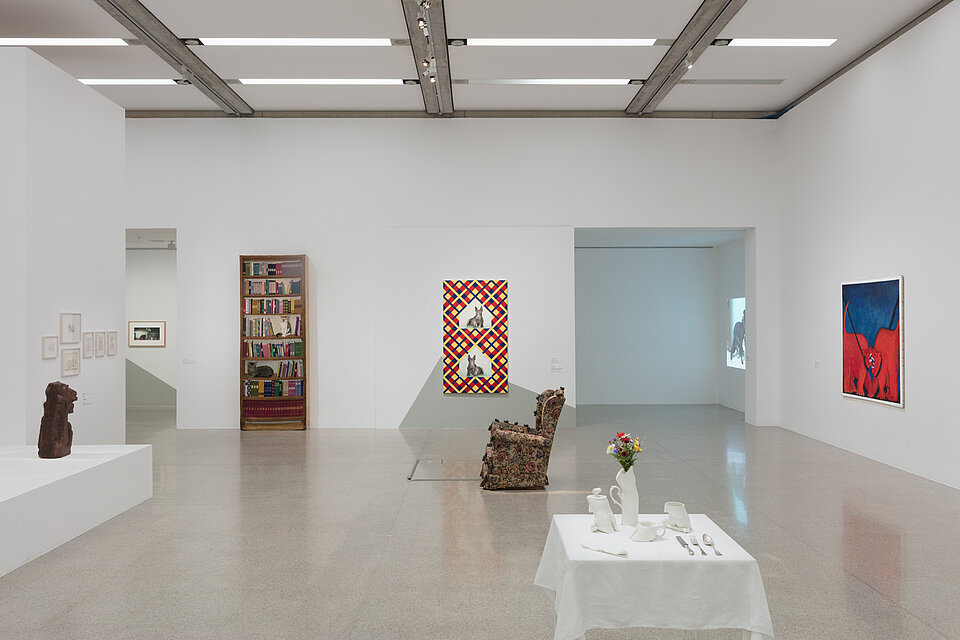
[0,445,153,577]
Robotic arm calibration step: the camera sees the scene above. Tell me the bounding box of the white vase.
[609,466,639,527]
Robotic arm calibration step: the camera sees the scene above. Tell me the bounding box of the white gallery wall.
[576,248,718,404]
[716,238,746,412]
[125,249,178,389]
[0,49,126,445]
[779,0,960,489]
[125,117,782,428]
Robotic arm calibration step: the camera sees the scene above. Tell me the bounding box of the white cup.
[630,520,666,542]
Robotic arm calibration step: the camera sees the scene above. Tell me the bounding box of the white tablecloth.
[534,514,774,640]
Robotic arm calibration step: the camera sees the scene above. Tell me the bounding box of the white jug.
[664,501,691,531]
[587,488,619,534]
[631,520,666,542]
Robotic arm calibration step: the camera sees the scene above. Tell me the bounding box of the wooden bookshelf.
[240,255,308,430]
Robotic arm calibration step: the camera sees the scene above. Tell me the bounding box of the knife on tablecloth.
[677,535,694,555]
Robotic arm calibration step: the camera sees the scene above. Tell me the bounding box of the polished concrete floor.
[1,405,958,639]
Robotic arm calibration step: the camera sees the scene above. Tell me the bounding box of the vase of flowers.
[607,432,642,527]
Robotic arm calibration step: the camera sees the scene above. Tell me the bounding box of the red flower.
[617,432,625,438]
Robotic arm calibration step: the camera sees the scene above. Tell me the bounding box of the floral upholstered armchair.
[480,387,565,490]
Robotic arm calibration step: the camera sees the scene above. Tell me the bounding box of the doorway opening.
[125,229,177,435]
[574,228,747,413]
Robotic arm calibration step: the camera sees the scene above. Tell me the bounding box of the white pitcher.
[587,488,619,533]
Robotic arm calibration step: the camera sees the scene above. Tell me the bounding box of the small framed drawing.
[82,332,95,358]
[61,348,81,377]
[107,331,118,356]
[95,331,106,357]
[60,312,82,344]
[42,336,58,359]
[129,321,165,347]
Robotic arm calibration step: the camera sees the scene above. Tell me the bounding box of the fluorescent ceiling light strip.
[79,78,176,85]
[468,79,630,85]
[239,78,403,85]
[0,38,128,46]
[200,38,392,47]
[466,38,655,47]
[727,38,836,46]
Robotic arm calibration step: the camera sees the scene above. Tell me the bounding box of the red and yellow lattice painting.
[443,280,508,394]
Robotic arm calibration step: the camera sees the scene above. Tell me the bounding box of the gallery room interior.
[1,0,959,638]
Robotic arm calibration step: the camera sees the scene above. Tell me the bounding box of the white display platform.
[0,445,153,577]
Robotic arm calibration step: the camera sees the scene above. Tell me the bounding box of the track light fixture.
[418,16,427,30]
[420,0,431,8]
[422,57,431,67]
[685,51,694,70]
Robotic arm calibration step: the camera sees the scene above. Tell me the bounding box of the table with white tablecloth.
[534,513,774,640]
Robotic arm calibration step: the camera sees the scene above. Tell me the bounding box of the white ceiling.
[0,0,944,114]
[126,228,176,249]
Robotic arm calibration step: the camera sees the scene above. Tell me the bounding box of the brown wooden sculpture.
[38,381,78,458]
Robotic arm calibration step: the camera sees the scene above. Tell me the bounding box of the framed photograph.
[82,332,95,358]
[129,321,165,347]
[842,276,903,407]
[95,331,106,357]
[107,330,118,356]
[60,312,82,344]
[42,336,58,359]
[61,348,80,377]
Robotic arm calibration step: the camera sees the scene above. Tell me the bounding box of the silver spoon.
[690,535,707,555]
[702,533,722,556]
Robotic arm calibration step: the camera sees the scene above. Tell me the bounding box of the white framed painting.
[61,348,80,377]
[82,332,95,358]
[42,336,58,359]
[60,312,81,344]
[129,321,165,347]
[107,330,118,356]
[95,331,106,357]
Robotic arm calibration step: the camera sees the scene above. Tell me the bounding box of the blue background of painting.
[842,279,900,346]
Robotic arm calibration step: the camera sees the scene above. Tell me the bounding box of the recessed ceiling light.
[727,38,836,47]
[198,38,392,47]
[238,78,404,85]
[462,38,656,47]
[465,79,632,85]
[0,38,128,46]
[79,78,177,85]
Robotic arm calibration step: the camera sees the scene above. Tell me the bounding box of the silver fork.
[690,535,707,555]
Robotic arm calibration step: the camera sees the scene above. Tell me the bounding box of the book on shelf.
[242,298,303,314]
[245,279,302,296]
[241,398,305,419]
[243,262,304,278]
[241,360,302,377]
[242,379,304,397]
[243,342,304,357]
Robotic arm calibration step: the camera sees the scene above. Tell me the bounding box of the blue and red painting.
[841,277,903,407]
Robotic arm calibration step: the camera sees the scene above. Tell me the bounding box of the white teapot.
[587,488,619,534]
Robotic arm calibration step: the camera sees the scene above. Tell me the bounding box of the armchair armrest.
[489,419,534,434]
[491,428,550,448]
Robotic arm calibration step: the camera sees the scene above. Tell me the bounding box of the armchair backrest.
[534,387,565,442]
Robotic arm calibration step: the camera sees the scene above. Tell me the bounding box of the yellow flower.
[633,444,641,451]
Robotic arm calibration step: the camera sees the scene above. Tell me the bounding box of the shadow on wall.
[125,359,175,408]
[398,359,576,429]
